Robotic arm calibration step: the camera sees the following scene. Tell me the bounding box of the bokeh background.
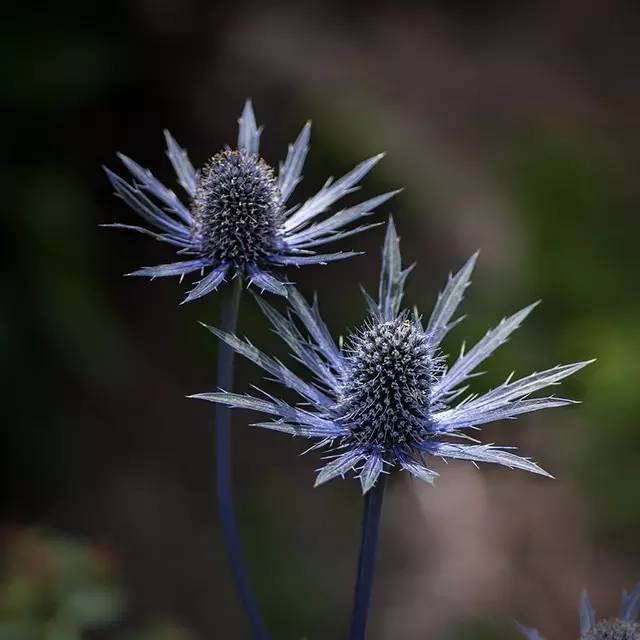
[3,1,640,638]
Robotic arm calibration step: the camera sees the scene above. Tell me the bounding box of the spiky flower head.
[341,317,434,449]
[517,583,640,640]
[192,219,593,492]
[192,150,283,266]
[104,100,397,303]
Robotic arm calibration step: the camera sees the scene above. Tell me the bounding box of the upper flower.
[192,219,593,492]
[104,100,397,303]
[517,583,640,640]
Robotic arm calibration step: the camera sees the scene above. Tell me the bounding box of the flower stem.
[215,276,268,639]
[349,475,387,640]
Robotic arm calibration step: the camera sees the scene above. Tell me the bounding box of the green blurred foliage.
[500,126,640,542]
[0,529,195,640]
[0,529,125,639]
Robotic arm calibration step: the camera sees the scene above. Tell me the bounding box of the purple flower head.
[104,100,396,303]
[192,219,593,492]
[517,583,640,640]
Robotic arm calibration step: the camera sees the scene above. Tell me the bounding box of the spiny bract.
[517,583,640,640]
[192,219,593,493]
[104,100,397,303]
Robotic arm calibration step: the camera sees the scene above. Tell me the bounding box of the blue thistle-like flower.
[192,219,593,492]
[517,583,640,640]
[103,100,396,303]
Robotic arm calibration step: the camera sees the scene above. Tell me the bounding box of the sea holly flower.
[518,583,640,640]
[104,100,396,303]
[192,219,592,492]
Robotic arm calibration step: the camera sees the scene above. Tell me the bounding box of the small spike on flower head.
[104,99,397,303]
[191,218,593,493]
[517,582,640,640]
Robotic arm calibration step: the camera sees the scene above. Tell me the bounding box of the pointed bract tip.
[385,215,398,234]
[362,152,385,167]
[103,166,119,182]
[513,621,527,634]
[580,588,596,634]
[514,621,545,640]
[512,299,542,320]
[187,392,226,402]
[360,478,378,495]
[163,129,178,147]
[179,291,204,305]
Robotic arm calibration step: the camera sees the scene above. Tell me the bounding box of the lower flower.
[192,218,592,492]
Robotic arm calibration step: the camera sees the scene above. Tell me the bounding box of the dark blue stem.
[215,276,268,639]
[349,475,386,640]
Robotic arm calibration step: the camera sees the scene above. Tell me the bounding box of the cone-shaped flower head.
[193,150,283,267]
[104,100,397,302]
[192,219,593,492]
[517,583,640,640]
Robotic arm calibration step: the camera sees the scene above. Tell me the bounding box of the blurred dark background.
[2,1,640,638]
